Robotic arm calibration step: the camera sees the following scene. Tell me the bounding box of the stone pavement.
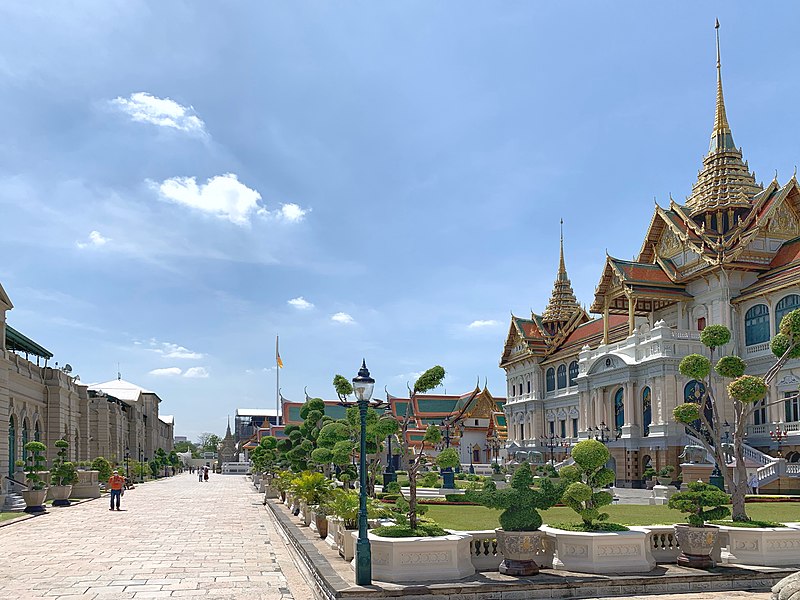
[0,473,314,600]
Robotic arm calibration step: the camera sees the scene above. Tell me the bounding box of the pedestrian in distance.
[203,466,209,482]
[109,470,125,511]
[748,472,759,495]
[198,468,203,482]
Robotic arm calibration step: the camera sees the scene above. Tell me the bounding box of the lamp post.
[125,447,130,481]
[770,423,789,457]
[539,431,561,465]
[383,407,397,487]
[439,417,458,488]
[352,360,376,586]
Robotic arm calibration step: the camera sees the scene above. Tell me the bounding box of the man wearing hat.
[108,470,125,511]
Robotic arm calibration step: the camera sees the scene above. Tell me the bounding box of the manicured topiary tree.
[465,461,559,531]
[672,309,800,522]
[91,456,112,482]
[668,480,730,527]
[559,439,616,530]
[435,447,460,488]
[24,441,47,491]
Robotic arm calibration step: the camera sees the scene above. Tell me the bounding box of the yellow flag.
[276,336,283,368]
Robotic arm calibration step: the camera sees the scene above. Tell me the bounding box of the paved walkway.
[0,473,314,600]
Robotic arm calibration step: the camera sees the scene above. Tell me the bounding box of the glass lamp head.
[352,359,375,402]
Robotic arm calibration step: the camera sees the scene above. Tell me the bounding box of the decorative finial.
[711,18,734,152]
[774,169,779,181]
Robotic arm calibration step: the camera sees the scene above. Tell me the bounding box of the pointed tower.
[541,220,581,336]
[684,20,761,233]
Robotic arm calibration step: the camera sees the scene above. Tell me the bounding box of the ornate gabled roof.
[684,22,762,219]
[542,221,582,328]
[735,235,800,301]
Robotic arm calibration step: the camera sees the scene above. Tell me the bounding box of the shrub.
[673,402,700,424]
[668,481,730,527]
[419,471,439,488]
[727,375,768,404]
[435,448,460,470]
[658,465,675,478]
[23,441,47,490]
[51,439,79,486]
[465,461,559,531]
[559,439,615,529]
[679,354,711,380]
[700,325,731,349]
[91,457,112,481]
[778,308,800,338]
[771,333,800,359]
[715,355,746,379]
[384,481,401,494]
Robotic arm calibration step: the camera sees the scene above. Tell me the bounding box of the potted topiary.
[642,466,657,489]
[542,439,655,574]
[50,439,79,506]
[22,441,48,513]
[465,461,560,575]
[490,462,504,481]
[436,447,460,489]
[293,471,333,528]
[657,465,675,487]
[668,480,730,568]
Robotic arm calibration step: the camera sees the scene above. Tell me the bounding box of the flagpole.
[276,335,281,426]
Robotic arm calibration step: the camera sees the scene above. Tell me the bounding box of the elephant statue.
[678,444,707,464]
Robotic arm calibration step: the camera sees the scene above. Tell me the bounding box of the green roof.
[417,399,458,414]
[5,325,53,359]
[496,416,507,426]
[287,406,302,422]
[394,401,410,417]
[323,404,348,420]
[495,401,505,411]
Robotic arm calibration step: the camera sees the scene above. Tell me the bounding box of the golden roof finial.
[558,218,567,281]
[711,19,734,153]
[542,219,580,329]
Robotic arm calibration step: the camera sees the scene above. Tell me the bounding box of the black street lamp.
[138,447,144,483]
[439,416,459,488]
[539,431,562,465]
[588,421,621,445]
[351,360,376,586]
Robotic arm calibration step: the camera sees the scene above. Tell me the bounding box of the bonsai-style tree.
[91,456,112,482]
[668,480,730,527]
[51,439,78,487]
[673,309,800,522]
[436,447,460,488]
[465,461,560,531]
[251,436,278,473]
[658,465,676,480]
[559,439,616,530]
[23,441,47,491]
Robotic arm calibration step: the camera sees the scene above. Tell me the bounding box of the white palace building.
[501,33,800,489]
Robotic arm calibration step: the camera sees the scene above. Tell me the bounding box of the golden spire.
[684,20,761,219]
[542,219,580,331]
[711,19,734,153]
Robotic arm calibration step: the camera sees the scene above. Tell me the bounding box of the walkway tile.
[0,473,312,599]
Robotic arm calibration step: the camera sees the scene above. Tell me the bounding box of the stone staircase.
[3,492,26,512]
[685,433,794,487]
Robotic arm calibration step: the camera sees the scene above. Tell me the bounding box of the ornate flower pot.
[360,532,475,583]
[674,524,718,569]
[325,517,343,549]
[495,528,544,576]
[22,489,48,513]
[716,524,800,566]
[657,477,673,486]
[541,525,656,574]
[316,513,329,539]
[50,485,73,507]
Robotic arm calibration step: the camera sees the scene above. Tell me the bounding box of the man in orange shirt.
[109,470,125,511]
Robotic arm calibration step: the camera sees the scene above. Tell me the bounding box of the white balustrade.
[646,526,681,563]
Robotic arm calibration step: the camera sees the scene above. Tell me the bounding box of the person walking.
[203,466,209,482]
[109,470,125,511]
[198,468,203,482]
[748,472,759,495]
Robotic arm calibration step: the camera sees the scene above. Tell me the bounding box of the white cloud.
[109,92,207,136]
[467,319,500,329]
[288,296,314,310]
[149,367,182,377]
[278,203,308,223]
[184,366,210,378]
[148,341,205,360]
[331,312,355,325]
[76,230,111,249]
[155,173,263,227]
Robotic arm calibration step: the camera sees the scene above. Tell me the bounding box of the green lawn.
[424,503,800,531]
[0,512,26,523]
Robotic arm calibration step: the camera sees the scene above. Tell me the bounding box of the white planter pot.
[495,528,545,576]
[22,488,48,513]
[71,470,100,499]
[309,510,319,534]
[300,502,311,526]
[356,531,475,583]
[540,526,655,574]
[325,517,343,550]
[263,486,278,499]
[673,524,718,569]
[717,525,800,566]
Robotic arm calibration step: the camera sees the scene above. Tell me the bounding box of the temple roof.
[590,256,691,314]
[542,222,582,327]
[735,235,800,301]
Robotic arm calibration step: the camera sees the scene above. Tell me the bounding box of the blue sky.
[2,2,800,441]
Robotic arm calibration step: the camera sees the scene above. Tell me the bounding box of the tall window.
[34,421,40,442]
[557,365,567,389]
[568,361,579,386]
[572,418,579,438]
[548,420,555,435]
[559,419,566,438]
[526,380,531,394]
[518,383,523,396]
[775,294,800,333]
[21,419,29,463]
[8,416,15,479]
[546,368,555,392]
[614,387,624,430]
[697,317,706,331]
[785,392,800,423]
[745,304,770,346]
[754,398,767,426]
[518,423,524,440]
[642,386,652,437]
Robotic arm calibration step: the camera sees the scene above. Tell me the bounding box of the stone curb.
[266,497,799,599]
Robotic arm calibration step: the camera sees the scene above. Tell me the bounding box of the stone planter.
[263,485,278,499]
[71,470,100,499]
[300,502,311,526]
[648,484,676,506]
[337,526,357,561]
[357,531,475,583]
[541,526,656,574]
[495,528,545,576]
[325,517,343,550]
[717,525,800,566]
[22,488,48,513]
[315,513,329,539]
[50,485,73,507]
[674,524,718,569]
[657,477,673,486]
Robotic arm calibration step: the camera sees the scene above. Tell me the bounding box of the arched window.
[683,380,713,432]
[754,398,767,425]
[546,368,555,392]
[642,386,652,437]
[8,416,15,478]
[518,383,523,396]
[568,361,579,386]
[526,380,531,394]
[745,304,770,346]
[34,421,40,442]
[614,388,624,430]
[556,365,567,389]
[21,419,29,463]
[775,294,800,333]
